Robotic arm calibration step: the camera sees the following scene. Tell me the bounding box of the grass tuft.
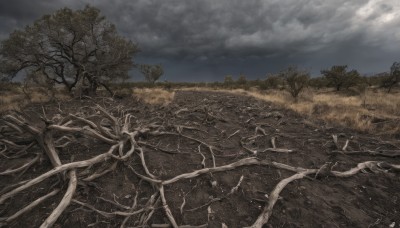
[132,88,175,105]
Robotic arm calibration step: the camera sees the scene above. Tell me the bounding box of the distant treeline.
[108,68,396,91]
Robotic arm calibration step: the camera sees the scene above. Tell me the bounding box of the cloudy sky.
[1,0,399,81]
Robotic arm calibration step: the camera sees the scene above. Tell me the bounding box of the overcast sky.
[1,0,399,81]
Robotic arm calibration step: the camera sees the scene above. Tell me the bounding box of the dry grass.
[0,87,71,113]
[132,88,175,105]
[180,87,400,135]
[0,93,27,112]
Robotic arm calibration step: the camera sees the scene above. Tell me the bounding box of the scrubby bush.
[139,64,164,84]
[264,73,283,89]
[308,76,328,90]
[279,66,310,101]
[383,62,400,93]
[321,65,360,91]
[237,75,247,85]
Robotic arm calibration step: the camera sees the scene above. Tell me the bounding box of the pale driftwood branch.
[138,148,157,179]
[185,198,221,212]
[3,114,62,167]
[0,139,26,149]
[229,175,244,194]
[270,137,276,148]
[342,139,350,151]
[82,161,118,182]
[162,158,261,185]
[118,136,136,161]
[97,196,131,210]
[95,120,119,140]
[54,135,75,148]
[96,105,121,135]
[163,158,320,186]
[0,145,118,204]
[1,120,23,134]
[248,170,317,228]
[40,170,77,228]
[261,148,294,153]
[0,154,40,176]
[138,141,190,155]
[198,145,206,168]
[332,134,340,150]
[48,125,117,144]
[2,188,60,223]
[330,161,400,177]
[180,197,186,214]
[120,190,140,228]
[41,130,62,167]
[255,126,267,136]
[209,146,216,168]
[3,115,40,135]
[72,200,144,218]
[138,192,160,226]
[69,114,98,129]
[240,139,257,155]
[227,130,240,139]
[159,185,178,228]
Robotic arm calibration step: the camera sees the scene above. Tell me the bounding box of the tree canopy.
[321,65,360,91]
[139,64,164,84]
[383,62,400,93]
[279,66,309,101]
[0,6,138,96]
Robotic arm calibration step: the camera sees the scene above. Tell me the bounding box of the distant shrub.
[237,75,247,85]
[308,77,328,89]
[279,66,310,102]
[321,65,361,91]
[265,74,282,89]
[382,62,400,93]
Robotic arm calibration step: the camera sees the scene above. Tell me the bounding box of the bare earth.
[1,90,399,227]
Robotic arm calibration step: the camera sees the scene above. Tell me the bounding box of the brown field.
[180,87,400,136]
[0,87,399,227]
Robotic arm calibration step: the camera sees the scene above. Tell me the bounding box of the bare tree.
[0,6,138,96]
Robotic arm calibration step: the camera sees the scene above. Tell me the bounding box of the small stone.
[389,222,395,228]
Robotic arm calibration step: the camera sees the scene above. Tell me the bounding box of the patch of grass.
[133,88,175,105]
[0,93,27,112]
[0,87,71,113]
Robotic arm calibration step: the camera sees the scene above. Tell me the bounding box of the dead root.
[1,100,400,228]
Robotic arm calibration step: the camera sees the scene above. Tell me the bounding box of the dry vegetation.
[1,89,400,227]
[0,88,69,113]
[132,88,175,105]
[181,87,400,135]
[2,85,398,135]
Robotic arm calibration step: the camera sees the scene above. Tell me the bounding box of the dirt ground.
[1,90,400,227]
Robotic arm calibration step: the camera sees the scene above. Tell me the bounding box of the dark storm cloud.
[1,0,400,80]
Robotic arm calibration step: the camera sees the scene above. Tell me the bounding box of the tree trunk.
[99,82,114,96]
